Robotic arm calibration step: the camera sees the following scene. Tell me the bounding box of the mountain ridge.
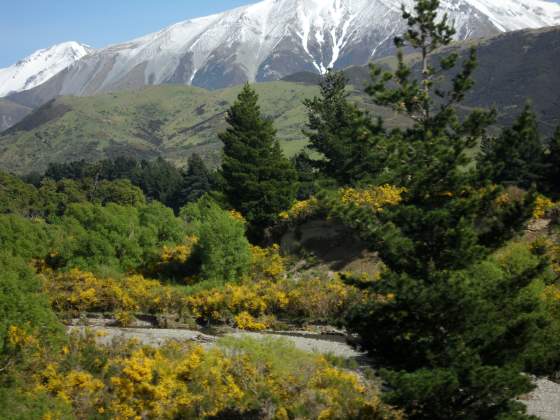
[3,0,559,107]
[0,42,93,97]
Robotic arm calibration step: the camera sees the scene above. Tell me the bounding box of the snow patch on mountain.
[4,0,560,97]
[0,42,93,97]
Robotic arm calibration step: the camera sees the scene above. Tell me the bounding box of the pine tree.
[291,151,318,200]
[330,1,546,418]
[304,69,386,185]
[545,126,560,195]
[220,84,297,238]
[478,104,547,189]
[174,153,214,209]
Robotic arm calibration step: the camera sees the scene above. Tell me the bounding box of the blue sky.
[1,0,560,67]
[0,0,257,67]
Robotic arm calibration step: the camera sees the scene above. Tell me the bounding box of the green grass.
[0,82,320,174]
[0,81,409,174]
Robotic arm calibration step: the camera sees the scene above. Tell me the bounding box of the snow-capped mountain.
[6,0,560,100]
[0,42,93,97]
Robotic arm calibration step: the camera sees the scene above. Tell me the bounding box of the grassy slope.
[0,83,316,174]
[0,81,408,174]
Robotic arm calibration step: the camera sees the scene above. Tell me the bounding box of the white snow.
[4,0,560,95]
[0,42,93,97]
[463,0,560,31]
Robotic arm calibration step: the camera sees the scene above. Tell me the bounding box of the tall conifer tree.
[328,1,546,418]
[304,69,386,185]
[545,126,560,195]
[175,153,214,208]
[478,104,547,189]
[220,84,297,238]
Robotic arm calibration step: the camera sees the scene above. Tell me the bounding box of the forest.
[2,1,560,419]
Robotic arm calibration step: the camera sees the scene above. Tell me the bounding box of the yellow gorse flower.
[340,185,406,212]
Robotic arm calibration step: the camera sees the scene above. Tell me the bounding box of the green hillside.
[0,81,407,174]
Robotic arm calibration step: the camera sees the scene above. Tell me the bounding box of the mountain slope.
[293,25,560,135]
[0,81,406,174]
[0,42,93,97]
[1,25,559,175]
[8,0,560,105]
[0,99,32,132]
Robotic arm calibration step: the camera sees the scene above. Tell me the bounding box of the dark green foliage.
[346,245,545,418]
[478,104,547,189]
[303,70,386,185]
[44,159,90,181]
[38,178,146,218]
[0,170,147,220]
[0,171,43,217]
[291,151,319,200]
[43,157,184,209]
[174,153,214,208]
[544,126,560,195]
[0,253,63,358]
[0,255,66,419]
[0,215,54,261]
[181,196,251,283]
[328,1,545,418]
[220,84,297,237]
[130,157,184,208]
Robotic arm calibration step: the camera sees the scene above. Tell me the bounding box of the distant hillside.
[286,26,560,135]
[1,26,558,175]
[0,82,407,174]
[0,99,32,132]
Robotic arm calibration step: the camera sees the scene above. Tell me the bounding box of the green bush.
[55,202,187,273]
[0,215,54,260]
[181,196,251,283]
[0,171,43,218]
[0,253,63,357]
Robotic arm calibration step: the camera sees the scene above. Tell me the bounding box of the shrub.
[0,254,63,358]
[53,202,187,273]
[32,335,402,419]
[0,215,54,260]
[181,197,251,283]
[40,269,181,323]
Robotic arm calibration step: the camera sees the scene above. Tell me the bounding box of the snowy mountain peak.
[4,0,560,98]
[0,42,94,97]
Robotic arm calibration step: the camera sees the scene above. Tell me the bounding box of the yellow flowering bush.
[105,338,402,419]
[233,312,269,331]
[146,235,200,281]
[340,185,407,212]
[34,364,104,416]
[14,326,402,420]
[250,244,286,281]
[185,276,360,327]
[7,325,38,350]
[40,269,180,323]
[184,282,275,323]
[229,209,246,223]
[533,195,555,220]
[160,235,199,265]
[284,276,359,322]
[279,197,320,221]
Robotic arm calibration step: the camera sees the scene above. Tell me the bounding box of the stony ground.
[521,378,560,420]
[67,325,364,359]
[67,323,559,419]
